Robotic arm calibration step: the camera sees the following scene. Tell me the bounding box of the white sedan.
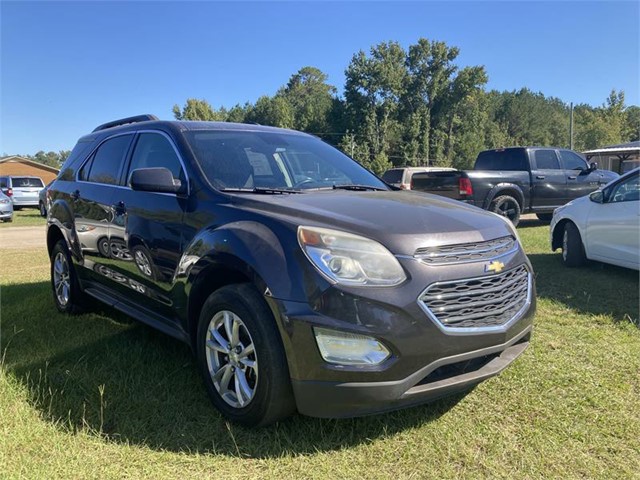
[550,167,639,270]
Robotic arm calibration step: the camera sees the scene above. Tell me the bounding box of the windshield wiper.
[220,187,304,195]
[331,184,387,191]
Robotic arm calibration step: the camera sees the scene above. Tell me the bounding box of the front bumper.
[292,326,531,418]
[268,247,536,418]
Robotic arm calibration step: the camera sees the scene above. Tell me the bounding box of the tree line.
[173,38,639,174]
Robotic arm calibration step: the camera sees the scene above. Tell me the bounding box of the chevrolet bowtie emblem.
[485,261,505,274]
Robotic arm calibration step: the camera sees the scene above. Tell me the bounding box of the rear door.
[530,149,566,209]
[73,133,134,285]
[11,177,44,206]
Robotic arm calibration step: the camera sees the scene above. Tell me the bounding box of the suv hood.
[234,190,514,256]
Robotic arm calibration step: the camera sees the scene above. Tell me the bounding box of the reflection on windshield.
[184,130,388,192]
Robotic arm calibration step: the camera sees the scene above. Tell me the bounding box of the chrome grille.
[414,236,516,265]
[420,265,530,329]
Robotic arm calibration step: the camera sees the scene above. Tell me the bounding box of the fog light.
[314,327,390,366]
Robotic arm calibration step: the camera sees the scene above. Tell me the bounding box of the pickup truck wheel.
[562,222,586,267]
[196,283,295,427]
[491,195,521,226]
[536,213,553,222]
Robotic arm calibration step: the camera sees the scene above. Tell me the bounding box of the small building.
[583,141,640,174]
[0,156,59,184]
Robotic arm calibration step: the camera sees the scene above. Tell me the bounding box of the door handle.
[536,175,546,180]
[568,175,577,180]
[71,189,80,200]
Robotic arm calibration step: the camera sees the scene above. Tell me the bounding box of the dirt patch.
[0,226,47,250]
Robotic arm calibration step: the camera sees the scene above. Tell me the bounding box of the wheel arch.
[181,221,298,350]
[483,184,526,210]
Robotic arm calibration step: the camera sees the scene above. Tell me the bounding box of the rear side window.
[0,178,7,188]
[475,150,527,170]
[559,150,588,171]
[85,135,133,185]
[126,133,185,186]
[382,169,403,183]
[533,150,561,170]
[12,177,44,187]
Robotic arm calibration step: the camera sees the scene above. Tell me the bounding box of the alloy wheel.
[53,252,71,306]
[205,310,258,408]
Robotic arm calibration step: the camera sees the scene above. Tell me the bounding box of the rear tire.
[490,195,521,226]
[562,222,586,267]
[196,284,295,427]
[536,213,553,222]
[50,240,86,313]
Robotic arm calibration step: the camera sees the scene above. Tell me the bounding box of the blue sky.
[1,1,638,153]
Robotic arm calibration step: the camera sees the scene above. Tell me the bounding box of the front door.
[587,171,640,267]
[108,131,189,320]
[559,150,603,201]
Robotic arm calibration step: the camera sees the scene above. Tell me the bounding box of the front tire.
[50,240,85,313]
[490,195,521,226]
[196,284,295,427]
[562,222,586,267]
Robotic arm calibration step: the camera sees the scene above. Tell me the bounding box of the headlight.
[489,212,522,245]
[314,327,390,366]
[0,199,9,204]
[298,226,406,286]
[76,225,96,233]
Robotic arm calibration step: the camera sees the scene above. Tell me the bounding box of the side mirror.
[589,162,598,172]
[589,190,604,204]
[130,168,181,194]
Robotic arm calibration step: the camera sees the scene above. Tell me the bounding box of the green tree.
[29,150,70,168]
[624,105,640,141]
[246,95,294,128]
[279,66,337,134]
[172,98,223,121]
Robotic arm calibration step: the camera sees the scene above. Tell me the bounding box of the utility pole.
[569,102,574,150]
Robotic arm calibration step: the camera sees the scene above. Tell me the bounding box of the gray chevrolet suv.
[47,115,535,426]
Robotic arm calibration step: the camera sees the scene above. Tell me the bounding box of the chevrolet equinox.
[47,115,535,426]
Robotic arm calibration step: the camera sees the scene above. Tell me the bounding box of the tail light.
[6,188,12,197]
[458,177,473,196]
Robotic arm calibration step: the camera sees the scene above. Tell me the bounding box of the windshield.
[184,130,387,191]
[13,177,44,188]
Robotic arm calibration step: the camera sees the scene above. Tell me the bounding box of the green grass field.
[1,220,638,479]
[0,208,46,227]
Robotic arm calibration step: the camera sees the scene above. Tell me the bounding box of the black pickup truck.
[410,147,618,225]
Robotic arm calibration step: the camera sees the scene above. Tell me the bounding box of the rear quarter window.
[475,150,527,170]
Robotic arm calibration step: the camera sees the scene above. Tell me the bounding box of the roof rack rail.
[92,114,159,133]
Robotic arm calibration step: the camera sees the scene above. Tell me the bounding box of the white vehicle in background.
[0,191,13,222]
[550,167,639,270]
[0,175,45,208]
[381,166,457,190]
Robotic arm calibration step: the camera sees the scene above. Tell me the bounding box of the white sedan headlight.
[298,226,406,286]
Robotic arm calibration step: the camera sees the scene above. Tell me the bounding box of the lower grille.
[419,265,530,329]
